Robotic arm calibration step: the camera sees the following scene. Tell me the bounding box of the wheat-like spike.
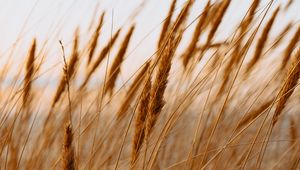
[201,2,221,29]
[222,0,259,78]
[59,40,73,124]
[131,69,152,166]
[51,31,79,108]
[153,0,191,68]
[156,0,192,69]
[240,0,260,35]
[81,29,121,89]
[67,28,80,79]
[62,123,76,170]
[281,26,300,70]
[23,38,36,107]
[105,25,135,96]
[224,0,259,76]
[181,0,210,68]
[273,49,300,125]
[245,7,279,73]
[145,34,179,139]
[158,0,177,47]
[202,0,231,54]
[87,12,105,65]
[158,0,193,54]
[172,0,194,34]
[116,62,150,119]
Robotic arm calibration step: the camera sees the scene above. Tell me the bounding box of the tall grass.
[1,0,300,169]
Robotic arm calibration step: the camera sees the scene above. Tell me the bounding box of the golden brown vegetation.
[1,0,300,169]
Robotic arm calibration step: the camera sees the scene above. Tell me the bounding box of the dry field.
[0,0,300,169]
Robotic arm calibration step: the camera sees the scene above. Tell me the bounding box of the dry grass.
[1,1,300,169]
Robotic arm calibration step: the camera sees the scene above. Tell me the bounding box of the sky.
[0,0,299,87]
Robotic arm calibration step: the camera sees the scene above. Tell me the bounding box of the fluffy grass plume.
[62,123,76,170]
[105,25,135,96]
[273,49,300,125]
[23,39,36,107]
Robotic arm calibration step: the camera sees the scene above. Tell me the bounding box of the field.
[0,0,300,169]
